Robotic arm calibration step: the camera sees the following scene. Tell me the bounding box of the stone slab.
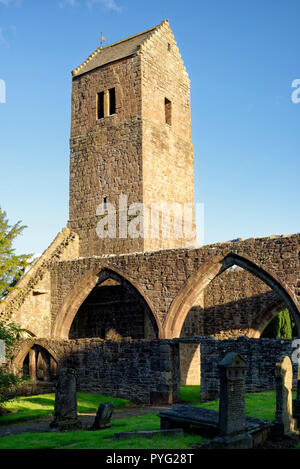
[157,405,272,437]
[114,428,184,440]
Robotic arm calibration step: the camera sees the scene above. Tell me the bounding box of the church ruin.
[1,20,300,403]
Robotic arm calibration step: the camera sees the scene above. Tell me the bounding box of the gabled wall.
[0,228,79,338]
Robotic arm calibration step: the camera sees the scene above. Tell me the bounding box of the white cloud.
[86,0,122,13]
[0,27,8,46]
[0,0,22,6]
[60,0,122,13]
[0,24,16,47]
[59,0,80,7]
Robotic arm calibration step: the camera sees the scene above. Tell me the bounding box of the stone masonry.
[0,22,300,399]
[69,20,196,257]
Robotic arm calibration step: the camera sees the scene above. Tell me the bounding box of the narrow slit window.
[103,196,107,210]
[109,88,116,115]
[165,98,172,126]
[97,91,104,119]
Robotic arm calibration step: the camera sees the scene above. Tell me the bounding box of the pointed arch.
[162,252,300,338]
[12,340,59,375]
[52,266,162,339]
[248,300,290,338]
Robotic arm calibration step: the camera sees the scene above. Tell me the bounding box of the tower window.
[165,98,172,126]
[168,43,171,52]
[103,197,107,210]
[109,88,116,115]
[97,91,104,119]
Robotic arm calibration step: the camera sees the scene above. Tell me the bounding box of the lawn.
[0,392,130,425]
[0,413,202,449]
[0,386,296,449]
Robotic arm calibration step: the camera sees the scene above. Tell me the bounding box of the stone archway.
[248,300,293,338]
[163,252,300,338]
[52,266,162,339]
[12,340,59,379]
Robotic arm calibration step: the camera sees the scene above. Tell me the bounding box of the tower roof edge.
[72,20,169,78]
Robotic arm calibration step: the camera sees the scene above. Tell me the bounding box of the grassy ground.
[0,386,297,449]
[0,392,130,425]
[0,413,201,449]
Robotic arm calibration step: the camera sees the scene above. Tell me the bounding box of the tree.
[0,321,22,410]
[0,207,32,410]
[0,207,32,301]
[262,308,294,339]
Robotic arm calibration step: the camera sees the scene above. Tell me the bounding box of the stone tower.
[68,20,196,256]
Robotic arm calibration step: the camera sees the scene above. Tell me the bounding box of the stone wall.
[140,20,196,251]
[69,283,152,340]
[175,337,299,401]
[12,336,300,405]
[12,338,179,405]
[201,268,284,339]
[69,54,145,257]
[1,230,299,344]
[0,228,79,338]
[68,21,196,257]
[179,343,200,385]
[50,234,300,340]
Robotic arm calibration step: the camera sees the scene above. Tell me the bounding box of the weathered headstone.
[210,352,252,449]
[273,355,297,436]
[90,402,114,430]
[50,368,82,432]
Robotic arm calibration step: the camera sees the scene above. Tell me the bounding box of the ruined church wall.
[0,228,79,338]
[175,337,298,401]
[50,234,300,339]
[12,336,299,405]
[12,338,179,405]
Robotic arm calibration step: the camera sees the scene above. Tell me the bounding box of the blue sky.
[0,0,299,255]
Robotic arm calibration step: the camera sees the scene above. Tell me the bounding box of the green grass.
[180,385,202,403]
[0,386,297,449]
[0,392,130,425]
[182,385,297,422]
[0,413,202,449]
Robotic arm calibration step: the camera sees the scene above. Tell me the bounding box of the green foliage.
[0,321,22,358]
[0,321,23,409]
[0,207,32,409]
[0,207,32,301]
[0,368,20,408]
[262,308,294,339]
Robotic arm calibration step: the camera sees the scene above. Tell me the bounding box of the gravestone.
[273,355,297,436]
[210,352,252,449]
[90,402,114,430]
[50,368,82,432]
